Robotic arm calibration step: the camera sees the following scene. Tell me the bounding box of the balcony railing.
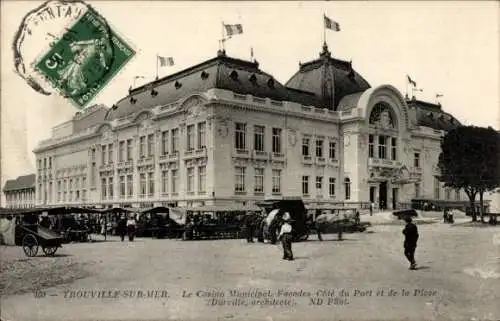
[368,158,403,168]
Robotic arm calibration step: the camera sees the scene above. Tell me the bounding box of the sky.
[1,1,499,205]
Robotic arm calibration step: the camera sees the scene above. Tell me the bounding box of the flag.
[158,56,174,67]
[436,93,443,98]
[250,47,254,59]
[224,23,243,37]
[407,75,417,87]
[324,15,340,31]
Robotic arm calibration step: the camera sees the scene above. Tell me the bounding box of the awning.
[187,204,262,213]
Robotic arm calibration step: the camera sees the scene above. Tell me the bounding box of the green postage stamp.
[33,7,135,109]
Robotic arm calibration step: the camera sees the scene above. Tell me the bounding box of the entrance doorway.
[379,181,387,209]
[392,188,398,210]
[370,186,376,203]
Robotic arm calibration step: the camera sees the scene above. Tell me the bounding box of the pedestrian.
[117,215,127,241]
[402,216,419,270]
[370,202,374,216]
[244,211,255,243]
[354,210,361,225]
[126,214,137,241]
[278,212,294,261]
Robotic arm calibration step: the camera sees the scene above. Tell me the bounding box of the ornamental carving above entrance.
[369,103,395,129]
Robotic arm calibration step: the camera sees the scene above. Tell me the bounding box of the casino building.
[33,44,465,209]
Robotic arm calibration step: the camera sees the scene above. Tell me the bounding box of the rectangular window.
[272,169,281,194]
[140,173,146,198]
[171,128,179,154]
[198,166,206,193]
[101,178,107,199]
[139,136,146,158]
[391,137,397,161]
[302,176,309,196]
[148,172,154,197]
[198,122,206,149]
[235,123,246,150]
[316,176,323,194]
[302,137,310,156]
[414,183,420,198]
[378,136,387,159]
[329,177,336,197]
[147,134,155,157]
[101,145,107,164]
[254,168,264,193]
[126,139,133,161]
[161,170,168,195]
[272,128,282,154]
[161,131,168,155]
[171,169,179,194]
[48,157,52,169]
[254,125,265,151]
[445,188,451,200]
[316,139,323,158]
[118,141,125,162]
[91,148,96,161]
[368,135,374,158]
[187,125,195,151]
[187,167,194,193]
[329,141,336,159]
[108,143,114,163]
[119,176,125,197]
[126,175,133,197]
[455,189,460,201]
[108,177,113,199]
[57,181,61,201]
[234,167,246,192]
[81,189,86,202]
[414,152,420,168]
[434,177,440,199]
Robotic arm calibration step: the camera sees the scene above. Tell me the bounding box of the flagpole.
[323,13,326,45]
[156,53,159,80]
[221,21,225,51]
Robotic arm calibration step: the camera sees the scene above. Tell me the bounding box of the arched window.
[369,103,395,129]
[344,178,351,200]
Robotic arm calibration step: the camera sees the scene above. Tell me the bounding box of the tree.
[438,126,500,222]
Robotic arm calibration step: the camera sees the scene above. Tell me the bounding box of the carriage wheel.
[42,246,58,256]
[22,234,39,257]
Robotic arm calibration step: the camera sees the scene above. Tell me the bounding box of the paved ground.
[1,220,499,321]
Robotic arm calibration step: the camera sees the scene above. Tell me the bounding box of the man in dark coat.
[402,216,419,270]
[117,215,127,242]
[243,212,256,243]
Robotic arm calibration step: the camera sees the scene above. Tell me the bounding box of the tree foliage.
[438,126,500,219]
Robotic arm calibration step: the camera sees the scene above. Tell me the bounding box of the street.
[1,221,499,321]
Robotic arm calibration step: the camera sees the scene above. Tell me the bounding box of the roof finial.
[320,41,331,58]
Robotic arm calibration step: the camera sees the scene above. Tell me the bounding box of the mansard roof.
[104,50,323,121]
[3,174,36,192]
[406,98,462,131]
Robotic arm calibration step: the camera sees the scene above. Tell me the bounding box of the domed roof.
[105,51,321,121]
[285,43,371,110]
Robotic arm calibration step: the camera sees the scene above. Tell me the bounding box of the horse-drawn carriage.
[179,204,261,240]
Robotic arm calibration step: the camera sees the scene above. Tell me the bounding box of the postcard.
[1,1,499,321]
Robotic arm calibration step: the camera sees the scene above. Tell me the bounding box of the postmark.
[12,0,135,109]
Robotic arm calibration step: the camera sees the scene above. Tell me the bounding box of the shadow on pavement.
[416,265,431,270]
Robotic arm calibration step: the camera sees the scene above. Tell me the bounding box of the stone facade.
[32,48,466,210]
[3,174,36,208]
